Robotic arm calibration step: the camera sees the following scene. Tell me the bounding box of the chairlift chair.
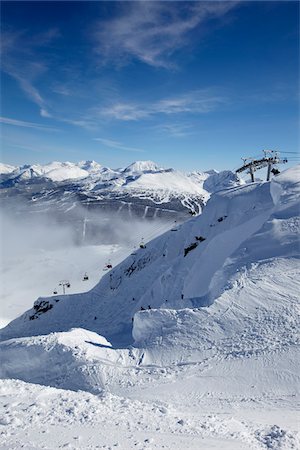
[103,260,113,271]
[53,289,58,295]
[171,220,178,231]
[83,273,89,281]
[139,238,146,249]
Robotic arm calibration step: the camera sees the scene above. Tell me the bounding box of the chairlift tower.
[59,280,71,295]
[236,150,287,182]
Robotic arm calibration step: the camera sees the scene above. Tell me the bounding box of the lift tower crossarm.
[236,150,288,182]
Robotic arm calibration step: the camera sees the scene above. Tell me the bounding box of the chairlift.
[83,273,89,281]
[59,280,71,294]
[103,260,113,271]
[171,220,178,231]
[139,238,146,249]
[53,289,58,295]
[271,167,280,175]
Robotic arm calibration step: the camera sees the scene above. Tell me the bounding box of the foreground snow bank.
[1,376,299,450]
[0,329,111,393]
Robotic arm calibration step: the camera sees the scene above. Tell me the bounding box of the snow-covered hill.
[1,165,299,450]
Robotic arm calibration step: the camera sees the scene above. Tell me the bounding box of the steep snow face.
[1,165,298,345]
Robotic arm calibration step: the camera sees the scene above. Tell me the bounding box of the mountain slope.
[1,166,299,450]
[1,166,298,345]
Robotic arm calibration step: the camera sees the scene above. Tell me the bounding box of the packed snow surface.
[0,165,299,449]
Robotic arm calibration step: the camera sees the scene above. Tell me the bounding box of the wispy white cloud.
[0,116,59,131]
[94,2,238,68]
[97,89,227,121]
[94,137,144,153]
[98,103,149,121]
[155,123,194,138]
[4,61,50,117]
[51,84,73,97]
[156,90,225,114]
[1,30,58,117]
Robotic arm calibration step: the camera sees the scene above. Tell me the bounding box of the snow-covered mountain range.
[0,160,243,219]
[0,165,299,449]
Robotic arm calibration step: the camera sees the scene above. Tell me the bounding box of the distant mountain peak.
[123,160,162,174]
[0,163,17,174]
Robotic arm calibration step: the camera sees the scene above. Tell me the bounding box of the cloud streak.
[1,30,58,117]
[155,123,194,138]
[97,89,227,121]
[94,1,238,68]
[0,116,59,131]
[94,138,144,153]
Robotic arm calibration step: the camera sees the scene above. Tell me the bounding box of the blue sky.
[1,1,299,171]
